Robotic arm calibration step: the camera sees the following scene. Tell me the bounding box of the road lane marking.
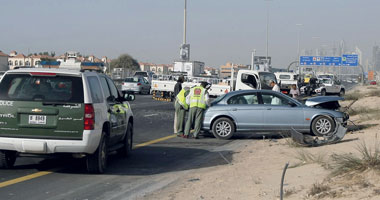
[0,134,177,188]
[143,114,159,117]
[0,171,53,188]
[133,134,176,149]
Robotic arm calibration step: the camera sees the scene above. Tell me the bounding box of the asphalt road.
[0,95,236,200]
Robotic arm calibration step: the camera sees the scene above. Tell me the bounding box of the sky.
[1,0,379,68]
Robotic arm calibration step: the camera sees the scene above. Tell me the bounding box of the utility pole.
[183,0,187,44]
[296,24,303,76]
[251,49,256,70]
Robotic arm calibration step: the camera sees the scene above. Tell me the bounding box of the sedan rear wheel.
[212,118,235,140]
[311,116,336,137]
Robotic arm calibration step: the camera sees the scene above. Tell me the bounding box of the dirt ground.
[141,85,380,200]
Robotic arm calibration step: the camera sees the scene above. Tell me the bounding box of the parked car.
[202,90,348,140]
[121,77,151,94]
[370,81,377,85]
[0,68,135,173]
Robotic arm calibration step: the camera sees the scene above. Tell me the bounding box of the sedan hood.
[305,96,344,110]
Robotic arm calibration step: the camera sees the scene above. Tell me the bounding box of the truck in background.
[274,72,299,95]
[151,69,278,101]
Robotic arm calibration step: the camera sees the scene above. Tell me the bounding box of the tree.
[110,54,139,75]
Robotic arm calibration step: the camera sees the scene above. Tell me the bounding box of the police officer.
[175,87,190,137]
[184,82,210,139]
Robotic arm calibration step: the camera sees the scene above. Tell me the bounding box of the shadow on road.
[8,146,234,176]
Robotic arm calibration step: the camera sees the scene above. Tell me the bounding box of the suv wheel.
[86,133,108,174]
[212,118,235,140]
[0,150,17,169]
[339,89,345,96]
[321,89,326,96]
[311,116,336,137]
[117,122,133,157]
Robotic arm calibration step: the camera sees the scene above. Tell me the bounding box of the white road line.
[144,114,159,117]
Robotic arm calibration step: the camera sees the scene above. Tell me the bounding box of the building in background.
[0,51,9,71]
[220,62,249,78]
[372,45,380,72]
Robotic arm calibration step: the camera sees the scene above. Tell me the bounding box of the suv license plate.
[28,115,47,125]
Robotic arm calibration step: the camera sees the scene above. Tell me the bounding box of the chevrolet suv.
[0,68,134,173]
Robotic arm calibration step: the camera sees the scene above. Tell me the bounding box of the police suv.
[0,68,134,173]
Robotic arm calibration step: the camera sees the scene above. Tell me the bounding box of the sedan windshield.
[125,77,139,82]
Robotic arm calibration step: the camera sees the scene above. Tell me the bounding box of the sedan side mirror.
[122,91,135,101]
[288,102,297,107]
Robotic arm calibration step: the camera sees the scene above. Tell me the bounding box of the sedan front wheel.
[311,116,336,137]
[212,118,235,140]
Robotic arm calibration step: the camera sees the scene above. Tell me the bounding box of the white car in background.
[315,78,345,96]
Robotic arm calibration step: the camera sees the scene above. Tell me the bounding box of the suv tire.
[117,122,133,157]
[86,133,108,174]
[0,150,17,169]
[212,117,235,140]
[321,89,326,96]
[339,89,345,96]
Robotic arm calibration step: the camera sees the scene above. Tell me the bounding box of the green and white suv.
[0,68,134,173]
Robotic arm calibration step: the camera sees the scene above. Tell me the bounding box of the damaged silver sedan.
[202,90,348,145]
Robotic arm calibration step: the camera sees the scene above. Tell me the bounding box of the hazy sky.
[1,0,379,68]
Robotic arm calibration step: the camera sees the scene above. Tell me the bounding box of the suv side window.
[106,77,120,101]
[100,77,111,100]
[87,76,103,103]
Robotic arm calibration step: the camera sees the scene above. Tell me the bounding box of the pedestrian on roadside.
[184,82,210,139]
[174,87,190,137]
[173,75,184,134]
[270,80,280,92]
[289,84,300,99]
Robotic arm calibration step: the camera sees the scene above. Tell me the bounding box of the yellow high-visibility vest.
[176,88,189,110]
[189,86,206,109]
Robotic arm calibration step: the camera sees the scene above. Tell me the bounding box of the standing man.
[175,87,190,137]
[173,75,184,134]
[184,82,210,139]
[270,80,280,92]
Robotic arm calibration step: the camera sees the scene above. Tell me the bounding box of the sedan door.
[225,92,265,131]
[260,91,305,131]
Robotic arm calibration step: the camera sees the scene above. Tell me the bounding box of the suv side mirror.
[122,91,135,101]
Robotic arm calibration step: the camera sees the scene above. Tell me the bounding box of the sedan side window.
[227,93,258,105]
[261,93,290,106]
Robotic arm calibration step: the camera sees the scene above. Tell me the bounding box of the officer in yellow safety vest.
[174,87,190,137]
[184,82,210,139]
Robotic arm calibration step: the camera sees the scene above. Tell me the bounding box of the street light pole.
[183,0,187,44]
[296,24,303,75]
[265,0,272,69]
[251,49,256,70]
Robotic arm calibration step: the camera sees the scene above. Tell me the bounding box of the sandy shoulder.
[141,85,380,200]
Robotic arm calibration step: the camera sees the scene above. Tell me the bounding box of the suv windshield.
[0,74,84,102]
[279,75,291,80]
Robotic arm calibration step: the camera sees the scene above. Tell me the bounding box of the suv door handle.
[267,108,272,110]
[230,108,237,111]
